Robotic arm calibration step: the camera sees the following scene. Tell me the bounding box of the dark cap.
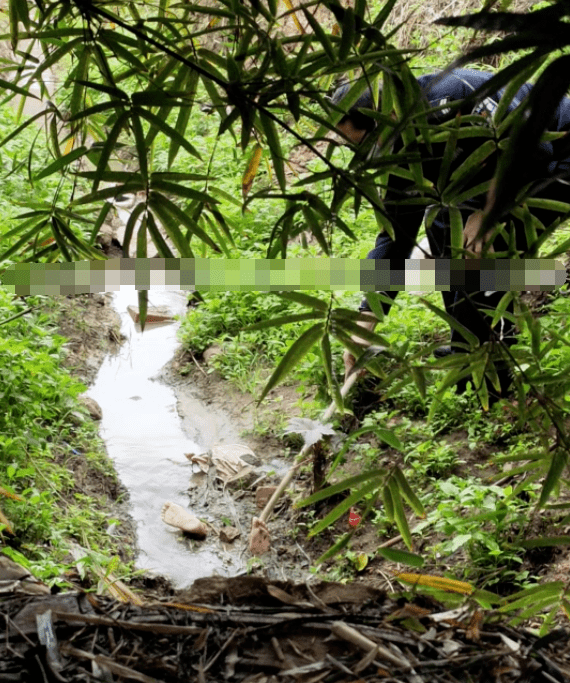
[330,83,378,133]
[330,83,375,110]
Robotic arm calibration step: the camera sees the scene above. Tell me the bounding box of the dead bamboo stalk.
[331,622,411,670]
[257,371,359,528]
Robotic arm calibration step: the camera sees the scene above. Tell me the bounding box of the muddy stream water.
[87,290,290,588]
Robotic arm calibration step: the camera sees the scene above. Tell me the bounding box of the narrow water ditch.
[86,289,298,588]
[1,33,314,586]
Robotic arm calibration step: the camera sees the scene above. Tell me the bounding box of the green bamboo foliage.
[3,0,570,601]
[2,0,569,270]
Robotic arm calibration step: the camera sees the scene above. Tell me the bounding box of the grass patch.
[0,289,134,587]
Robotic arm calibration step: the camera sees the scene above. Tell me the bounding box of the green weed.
[0,290,133,585]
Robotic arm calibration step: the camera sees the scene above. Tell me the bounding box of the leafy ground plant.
[0,289,134,587]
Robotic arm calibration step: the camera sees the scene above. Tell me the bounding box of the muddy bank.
[56,293,124,386]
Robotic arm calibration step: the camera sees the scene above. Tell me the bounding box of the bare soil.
[56,293,125,386]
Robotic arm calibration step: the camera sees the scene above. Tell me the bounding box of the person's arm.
[358,163,430,301]
[344,206,424,379]
[343,90,446,378]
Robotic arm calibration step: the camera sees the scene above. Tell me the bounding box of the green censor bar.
[0,259,565,295]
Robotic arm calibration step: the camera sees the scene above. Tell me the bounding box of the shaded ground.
[2,574,570,683]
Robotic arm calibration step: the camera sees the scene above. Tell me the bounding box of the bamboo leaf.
[314,76,372,140]
[52,213,102,260]
[73,182,146,206]
[148,178,214,203]
[50,216,72,261]
[130,111,149,188]
[0,217,50,263]
[137,107,202,160]
[347,344,391,379]
[363,292,386,322]
[0,108,47,150]
[500,583,565,615]
[338,7,356,61]
[8,0,19,50]
[420,297,480,347]
[309,478,384,537]
[500,581,565,611]
[137,290,148,330]
[538,448,568,508]
[34,146,87,181]
[316,529,357,564]
[273,291,329,311]
[297,468,386,508]
[148,191,217,255]
[377,548,425,568]
[301,205,330,255]
[301,7,335,61]
[259,323,324,402]
[449,207,464,258]
[392,467,425,518]
[0,75,37,100]
[372,0,398,30]
[136,210,148,259]
[388,478,412,549]
[395,573,475,595]
[437,115,460,193]
[28,37,85,85]
[89,202,114,244]
[376,428,403,452]
[411,366,426,401]
[331,316,392,348]
[519,536,570,549]
[382,484,394,521]
[244,311,326,331]
[147,210,175,258]
[259,111,286,191]
[90,111,130,193]
[70,46,91,118]
[121,201,146,258]
[321,332,343,411]
[242,144,263,199]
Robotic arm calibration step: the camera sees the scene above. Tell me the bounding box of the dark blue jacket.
[366,68,570,263]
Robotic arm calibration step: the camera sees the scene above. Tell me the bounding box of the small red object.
[348,507,361,527]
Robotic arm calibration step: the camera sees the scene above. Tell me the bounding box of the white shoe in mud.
[161,502,208,538]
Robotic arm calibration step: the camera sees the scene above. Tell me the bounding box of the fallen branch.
[61,644,165,683]
[52,611,204,635]
[330,621,411,670]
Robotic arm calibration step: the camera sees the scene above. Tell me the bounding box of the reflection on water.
[88,288,244,587]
